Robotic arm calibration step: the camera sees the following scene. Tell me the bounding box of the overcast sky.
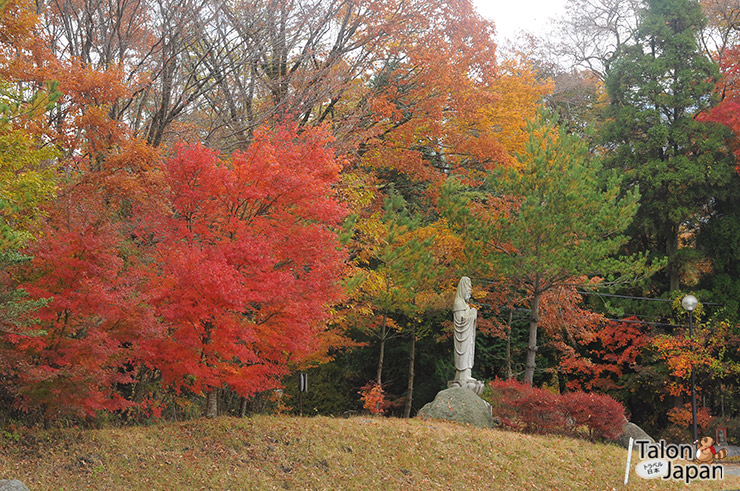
[473,0,569,42]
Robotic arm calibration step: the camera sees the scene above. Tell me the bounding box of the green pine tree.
[601,0,735,292]
[442,111,648,385]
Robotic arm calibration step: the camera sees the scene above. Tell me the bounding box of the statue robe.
[452,278,476,374]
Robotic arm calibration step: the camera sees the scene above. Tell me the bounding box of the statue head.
[453,276,472,311]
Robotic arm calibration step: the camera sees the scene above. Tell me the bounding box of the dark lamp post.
[681,294,698,444]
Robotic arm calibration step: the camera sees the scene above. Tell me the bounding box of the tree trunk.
[239,397,247,418]
[524,288,542,385]
[205,388,219,418]
[376,315,387,385]
[403,324,416,418]
[506,308,513,380]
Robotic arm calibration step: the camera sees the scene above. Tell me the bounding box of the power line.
[604,318,684,328]
[491,308,686,328]
[576,291,672,302]
[473,277,721,305]
[577,291,722,306]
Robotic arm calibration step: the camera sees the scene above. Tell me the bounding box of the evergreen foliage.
[442,111,647,384]
[602,0,735,292]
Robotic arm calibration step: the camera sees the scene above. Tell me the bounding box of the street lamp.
[681,294,699,444]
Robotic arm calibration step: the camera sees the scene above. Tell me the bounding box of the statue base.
[447,378,484,395]
[417,386,495,428]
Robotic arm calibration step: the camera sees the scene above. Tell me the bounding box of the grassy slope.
[1,416,738,490]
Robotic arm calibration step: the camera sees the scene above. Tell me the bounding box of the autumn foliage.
[487,379,626,441]
[556,316,651,391]
[2,188,150,416]
[700,41,740,173]
[0,124,347,418]
[560,390,627,440]
[138,125,347,401]
[359,381,387,415]
[665,404,714,441]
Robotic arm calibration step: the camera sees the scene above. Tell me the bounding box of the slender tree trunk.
[524,287,542,385]
[506,308,513,380]
[225,389,234,412]
[239,397,247,418]
[205,388,219,418]
[376,315,387,385]
[403,324,416,418]
[202,319,218,418]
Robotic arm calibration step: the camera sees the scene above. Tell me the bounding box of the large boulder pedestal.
[417,387,496,429]
[615,421,654,448]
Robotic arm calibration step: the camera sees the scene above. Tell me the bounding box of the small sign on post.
[717,427,727,445]
[298,372,307,416]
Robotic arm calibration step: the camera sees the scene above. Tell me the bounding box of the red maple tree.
[2,187,156,418]
[137,124,348,416]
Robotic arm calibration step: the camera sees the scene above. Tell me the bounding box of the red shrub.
[488,378,626,440]
[514,386,568,434]
[488,379,566,434]
[560,390,625,440]
[664,404,713,442]
[487,378,532,431]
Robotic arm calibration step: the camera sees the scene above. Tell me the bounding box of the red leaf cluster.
[554,315,650,391]
[560,390,627,440]
[4,189,156,416]
[137,124,347,401]
[488,378,626,441]
[359,381,386,415]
